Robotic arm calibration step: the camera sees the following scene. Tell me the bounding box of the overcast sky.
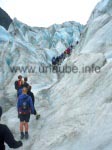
[0,0,101,27]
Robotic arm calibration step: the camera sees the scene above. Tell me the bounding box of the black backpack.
[15,81,18,90]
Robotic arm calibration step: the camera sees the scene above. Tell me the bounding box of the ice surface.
[0,0,112,150]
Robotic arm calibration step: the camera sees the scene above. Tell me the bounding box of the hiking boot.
[25,132,29,139]
[36,114,40,120]
[20,132,24,139]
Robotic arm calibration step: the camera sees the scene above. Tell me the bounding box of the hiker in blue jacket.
[17,87,34,140]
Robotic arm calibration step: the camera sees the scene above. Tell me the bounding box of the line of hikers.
[0,75,40,150]
[15,75,40,140]
[0,75,41,149]
[52,45,73,67]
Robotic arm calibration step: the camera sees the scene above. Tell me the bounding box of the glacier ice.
[0,0,112,150]
[0,26,12,42]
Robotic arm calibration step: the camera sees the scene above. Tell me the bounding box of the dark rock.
[0,7,12,30]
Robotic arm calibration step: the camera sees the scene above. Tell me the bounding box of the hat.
[0,106,2,118]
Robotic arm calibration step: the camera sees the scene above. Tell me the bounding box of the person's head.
[22,87,28,94]
[64,50,66,54]
[76,41,79,45]
[70,45,73,48]
[0,106,2,119]
[28,85,32,91]
[18,75,22,80]
[24,77,28,82]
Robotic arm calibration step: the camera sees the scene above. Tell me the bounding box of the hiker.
[27,86,40,120]
[64,50,68,58]
[52,57,57,70]
[23,77,29,88]
[55,56,60,65]
[76,41,79,45]
[0,106,23,150]
[66,47,71,56]
[17,77,29,97]
[65,45,73,56]
[58,55,63,65]
[17,87,34,139]
[70,45,73,49]
[60,53,65,61]
[69,45,73,54]
[52,57,56,66]
[15,75,24,97]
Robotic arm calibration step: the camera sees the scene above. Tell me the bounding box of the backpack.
[15,80,23,90]
[15,81,18,90]
[23,82,29,88]
[20,97,30,114]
